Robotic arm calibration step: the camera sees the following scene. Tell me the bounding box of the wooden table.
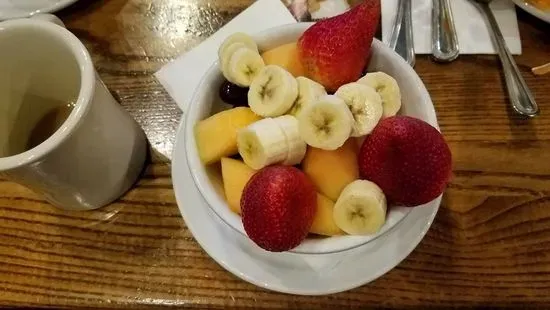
[1,0,549,308]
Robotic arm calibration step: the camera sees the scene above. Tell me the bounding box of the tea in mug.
[26,97,75,152]
[0,92,76,158]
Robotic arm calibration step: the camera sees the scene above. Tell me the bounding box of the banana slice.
[357,72,402,118]
[248,65,298,117]
[220,42,248,78]
[297,95,353,151]
[218,32,258,61]
[237,118,287,170]
[335,82,383,137]
[272,115,307,166]
[225,47,265,87]
[288,77,327,118]
[333,180,387,235]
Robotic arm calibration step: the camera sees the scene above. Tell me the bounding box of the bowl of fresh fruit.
[185,1,452,254]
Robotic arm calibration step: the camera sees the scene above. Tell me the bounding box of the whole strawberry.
[297,0,381,92]
[358,116,452,207]
[241,165,317,252]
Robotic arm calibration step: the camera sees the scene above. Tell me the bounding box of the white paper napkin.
[155,0,297,112]
[382,0,522,55]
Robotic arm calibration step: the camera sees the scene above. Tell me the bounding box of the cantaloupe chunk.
[194,107,261,165]
[302,139,359,201]
[261,42,305,77]
[310,193,345,236]
[220,157,257,214]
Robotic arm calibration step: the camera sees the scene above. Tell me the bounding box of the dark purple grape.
[219,80,249,107]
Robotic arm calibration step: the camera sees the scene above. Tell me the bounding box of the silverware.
[432,0,459,62]
[389,0,415,67]
[470,0,539,117]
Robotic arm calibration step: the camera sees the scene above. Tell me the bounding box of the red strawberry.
[297,0,381,92]
[358,116,452,207]
[241,165,317,252]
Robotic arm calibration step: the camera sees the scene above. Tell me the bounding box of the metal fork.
[432,0,459,62]
[389,0,415,67]
[469,0,539,117]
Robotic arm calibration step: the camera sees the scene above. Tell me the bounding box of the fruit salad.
[193,0,452,253]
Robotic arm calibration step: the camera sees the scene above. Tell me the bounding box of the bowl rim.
[183,22,439,255]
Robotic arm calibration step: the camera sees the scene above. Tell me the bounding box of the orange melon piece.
[310,193,345,236]
[220,157,257,214]
[302,139,359,201]
[261,42,305,77]
[194,107,261,165]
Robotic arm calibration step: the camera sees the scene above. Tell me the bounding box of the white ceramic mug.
[0,14,147,211]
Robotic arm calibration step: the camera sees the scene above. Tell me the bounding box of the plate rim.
[512,0,550,23]
[0,0,79,20]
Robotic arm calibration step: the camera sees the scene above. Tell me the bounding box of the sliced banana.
[297,95,353,151]
[335,82,383,137]
[333,180,387,235]
[220,42,248,77]
[225,47,265,87]
[218,32,258,61]
[237,118,288,170]
[272,115,307,166]
[248,65,298,117]
[357,72,402,118]
[288,77,327,118]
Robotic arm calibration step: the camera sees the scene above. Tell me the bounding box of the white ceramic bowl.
[184,23,439,254]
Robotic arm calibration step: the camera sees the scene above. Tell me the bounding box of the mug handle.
[29,13,66,28]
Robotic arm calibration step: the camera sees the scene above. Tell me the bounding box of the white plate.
[172,118,441,295]
[512,0,550,23]
[0,0,78,20]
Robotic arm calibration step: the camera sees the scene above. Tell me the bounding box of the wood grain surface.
[1,0,550,308]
